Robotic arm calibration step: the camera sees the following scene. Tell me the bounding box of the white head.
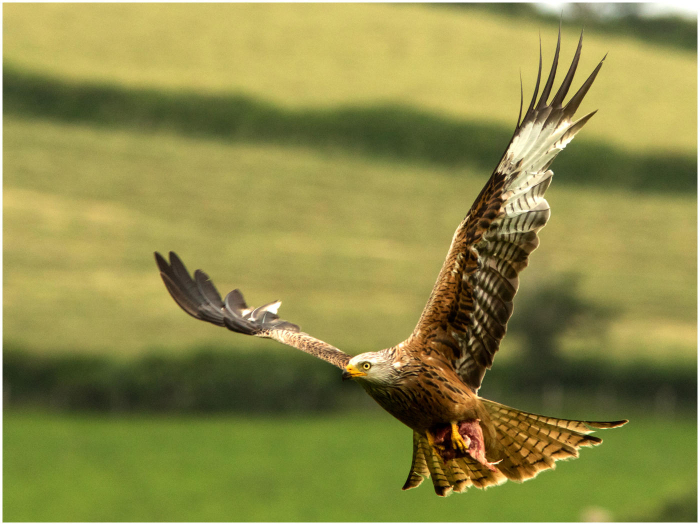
[342,350,400,386]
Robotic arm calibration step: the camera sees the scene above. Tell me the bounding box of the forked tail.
[402,400,627,496]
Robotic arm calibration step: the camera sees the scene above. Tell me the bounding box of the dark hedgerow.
[4,345,695,414]
[3,65,695,194]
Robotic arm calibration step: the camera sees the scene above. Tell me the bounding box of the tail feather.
[455,456,507,489]
[487,400,627,434]
[403,431,508,496]
[488,434,542,482]
[483,399,626,484]
[401,431,430,491]
[401,402,627,496]
[445,459,471,493]
[488,408,575,477]
[494,407,582,456]
[490,414,559,477]
[422,438,453,497]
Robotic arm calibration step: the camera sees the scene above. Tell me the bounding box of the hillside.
[4,3,696,363]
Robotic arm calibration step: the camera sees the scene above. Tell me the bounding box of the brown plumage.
[155,29,626,497]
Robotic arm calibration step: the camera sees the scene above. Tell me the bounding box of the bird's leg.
[426,429,445,454]
[450,421,471,455]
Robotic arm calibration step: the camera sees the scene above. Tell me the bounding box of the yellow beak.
[342,363,367,380]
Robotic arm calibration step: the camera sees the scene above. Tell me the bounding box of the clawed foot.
[450,421,471,454]
[429,420,502,470]
[427,422,473,460]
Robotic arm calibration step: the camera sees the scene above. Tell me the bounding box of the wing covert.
[408,31,603,392]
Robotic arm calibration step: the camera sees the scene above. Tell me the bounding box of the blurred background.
[3,3,696,521]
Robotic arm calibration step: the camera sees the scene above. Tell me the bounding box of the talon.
[451,422,470,454]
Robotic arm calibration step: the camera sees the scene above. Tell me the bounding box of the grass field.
[4,4,696,363]
[3,116,695,362]
[3,3,696,157]
[3,411,696,522]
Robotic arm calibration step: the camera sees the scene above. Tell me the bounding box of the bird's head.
[342,351,399,386]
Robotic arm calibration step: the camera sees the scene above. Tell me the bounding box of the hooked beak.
[342,363,366,381]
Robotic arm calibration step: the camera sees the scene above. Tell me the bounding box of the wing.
[408,31,603,391]
[155,251,351,370]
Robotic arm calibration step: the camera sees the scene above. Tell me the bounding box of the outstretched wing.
[155,251,351,369]
[408,31,603,391]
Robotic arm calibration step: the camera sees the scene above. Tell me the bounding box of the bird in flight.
[155,30,626,496]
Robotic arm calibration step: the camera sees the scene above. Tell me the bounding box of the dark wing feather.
[407,30,603,392]
[155,251,351,369]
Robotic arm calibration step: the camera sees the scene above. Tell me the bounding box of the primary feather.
[408,30,604,393]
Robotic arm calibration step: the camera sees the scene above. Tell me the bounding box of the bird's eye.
[362,362,371,371]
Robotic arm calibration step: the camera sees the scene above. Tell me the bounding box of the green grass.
[4,66,694,193]
[3,411,696,521]
[3,116,696,362]
[3,3,696,157]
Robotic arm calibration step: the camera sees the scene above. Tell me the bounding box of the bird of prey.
[155,30,627,496]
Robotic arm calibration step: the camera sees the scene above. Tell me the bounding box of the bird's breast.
[361,368,477,431]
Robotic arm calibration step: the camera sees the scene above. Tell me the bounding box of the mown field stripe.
[4,65,695,194]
